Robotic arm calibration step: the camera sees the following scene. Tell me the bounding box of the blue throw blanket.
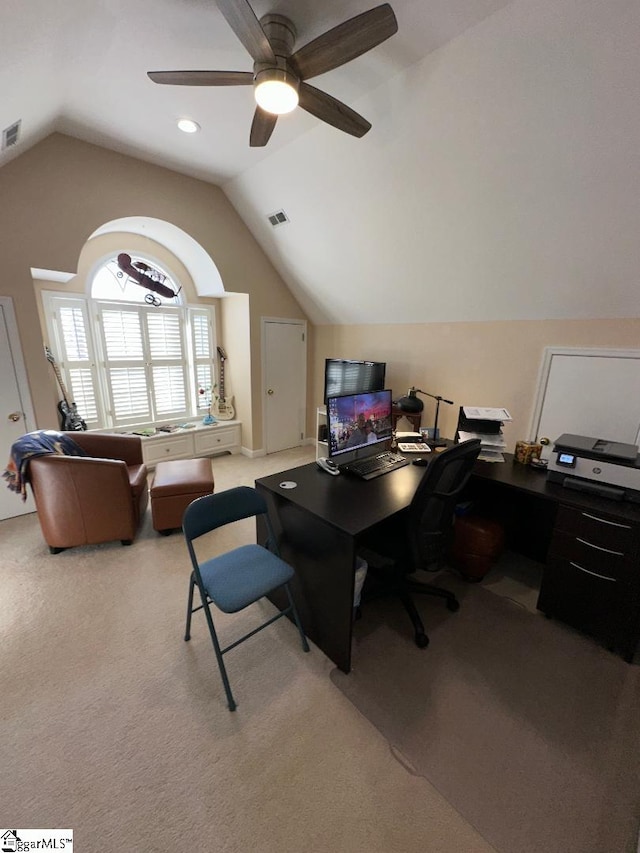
[3,430,87,501]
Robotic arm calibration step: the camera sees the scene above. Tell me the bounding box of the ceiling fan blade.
[216,0,275,64]
[148,70,254,86]
[250,107,278,147]
[290,4,398,81]
[298,83,371,138]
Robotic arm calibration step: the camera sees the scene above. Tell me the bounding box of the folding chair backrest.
[183,486,268,543]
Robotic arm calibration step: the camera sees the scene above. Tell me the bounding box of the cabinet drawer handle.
[575,537,624,556]
[581,512,632,530]
[569,561,617,582]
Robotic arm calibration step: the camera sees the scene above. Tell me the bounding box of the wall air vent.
[2,120,21,150]
[267,210,289,227]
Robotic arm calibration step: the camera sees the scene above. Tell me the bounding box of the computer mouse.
[412,458,429,466]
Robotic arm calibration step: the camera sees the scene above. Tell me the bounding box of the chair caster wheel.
[415,632,429,648]
[446,599,460,612]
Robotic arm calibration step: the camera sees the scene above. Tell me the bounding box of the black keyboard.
[341,451,410,481]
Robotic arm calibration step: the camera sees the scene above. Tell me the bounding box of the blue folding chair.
[183,486,310,711]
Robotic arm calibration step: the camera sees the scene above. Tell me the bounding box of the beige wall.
[312,320,640,451]
[220,293,252,448]
[0,133,307,448]
[4,133,638,455]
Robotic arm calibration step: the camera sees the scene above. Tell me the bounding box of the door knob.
[267,389,274,395]
[8,411,22,422]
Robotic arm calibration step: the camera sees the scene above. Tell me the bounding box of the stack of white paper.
[462,407,512,422]
[459,407,512,462]
[458,430,506,449]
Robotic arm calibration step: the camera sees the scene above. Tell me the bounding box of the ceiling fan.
[148,0,398,147]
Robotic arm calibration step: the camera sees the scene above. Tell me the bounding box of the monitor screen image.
[327,389,393,459]
[323,358,386,403]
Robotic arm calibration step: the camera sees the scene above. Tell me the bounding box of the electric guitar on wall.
[45,346,87,431]
[212,346,235,420]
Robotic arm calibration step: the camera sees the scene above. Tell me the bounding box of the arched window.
[42,256,216,430]
[91,255,183,306]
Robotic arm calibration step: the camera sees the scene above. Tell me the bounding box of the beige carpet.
[0,447,495,853]
[332,573,640,853]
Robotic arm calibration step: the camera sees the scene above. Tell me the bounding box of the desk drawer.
[143,436,193,463]
[194,425,239,454]
[538,554,636,652]
[548,530,637,587]
[554,505,638,554]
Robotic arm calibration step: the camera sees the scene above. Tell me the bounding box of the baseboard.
[241,446,266,458]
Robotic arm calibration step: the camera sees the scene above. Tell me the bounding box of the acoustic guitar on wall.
[45,346,87,431]
[212,346,235,420]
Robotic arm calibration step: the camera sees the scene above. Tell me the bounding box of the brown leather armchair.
[29,432,148,553]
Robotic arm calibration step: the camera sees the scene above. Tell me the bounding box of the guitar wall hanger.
[116,253,180,306]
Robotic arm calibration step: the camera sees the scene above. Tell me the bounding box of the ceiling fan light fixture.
[177,118,200,133]
[254,69,299,115]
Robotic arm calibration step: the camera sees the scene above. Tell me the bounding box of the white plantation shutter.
[99,306,150,423]
[152,365,187,414]
[99,305,189,424]
[44,288,216,429]
[109,367,150,419]
[59,304,89,360]
[146,310,188,418]
[68,369,98,422]
[147,312,182,359]
[46,297,102,427]
[192,313,210,359]
[101,309,144,360]
[190,309,215,412]
[196,364,212,412]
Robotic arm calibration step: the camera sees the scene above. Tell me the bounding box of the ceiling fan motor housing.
[259,14,296,58]
[254,62,299,91]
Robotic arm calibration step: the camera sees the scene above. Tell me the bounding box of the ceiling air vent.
[267,210,289,228]
[2,120,21,150]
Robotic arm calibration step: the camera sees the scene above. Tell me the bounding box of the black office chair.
[360,439,482,648]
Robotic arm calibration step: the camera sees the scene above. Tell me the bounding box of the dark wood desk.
[256,455,640,671]
[256,460,426,672]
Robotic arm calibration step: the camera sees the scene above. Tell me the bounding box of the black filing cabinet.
[537,504,640,661]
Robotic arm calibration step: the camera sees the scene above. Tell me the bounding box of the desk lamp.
[395,387,454,447]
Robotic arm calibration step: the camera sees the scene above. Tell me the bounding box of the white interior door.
[0,299,36,519]
[263,319,307,454]
[530,348,640,460]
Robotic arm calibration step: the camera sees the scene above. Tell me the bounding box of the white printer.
[547,433,640,503]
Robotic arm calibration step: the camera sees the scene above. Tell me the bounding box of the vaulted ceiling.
[4,0,640,326]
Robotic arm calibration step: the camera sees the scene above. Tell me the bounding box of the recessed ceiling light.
[177,119,200,133]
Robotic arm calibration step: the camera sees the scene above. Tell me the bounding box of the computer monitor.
[327,389,393,460]
[323,358,386,403]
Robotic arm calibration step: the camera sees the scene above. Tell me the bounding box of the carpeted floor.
[0,447,496,853]
[332,573,640,853]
